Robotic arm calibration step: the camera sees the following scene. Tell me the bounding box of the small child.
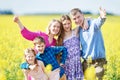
[22,48,60,80]
[21,36,68,80]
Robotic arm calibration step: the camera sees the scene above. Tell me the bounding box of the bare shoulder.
[73,26,80,36]
[37,60,44,66]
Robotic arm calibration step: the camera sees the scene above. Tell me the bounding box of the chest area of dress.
[63,36,80,47]
[29,67,44,77]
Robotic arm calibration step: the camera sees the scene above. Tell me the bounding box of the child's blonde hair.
[24,48,37,64]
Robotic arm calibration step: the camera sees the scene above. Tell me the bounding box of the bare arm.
[73,26,80,36]
[37,60,45,72]
[13,16,24,30]
[22,69,29,80]
[13,16,41,41]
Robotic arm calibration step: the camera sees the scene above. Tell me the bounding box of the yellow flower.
[87,56,92,64]
[0,73,6,80]
[84,65,96,80]
[45,64,52,73]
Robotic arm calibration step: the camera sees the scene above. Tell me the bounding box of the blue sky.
[0,0,120,15]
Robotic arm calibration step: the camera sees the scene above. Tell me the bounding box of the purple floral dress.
[63,31,84,80]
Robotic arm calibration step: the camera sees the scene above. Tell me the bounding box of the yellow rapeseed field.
[0,15,120,80]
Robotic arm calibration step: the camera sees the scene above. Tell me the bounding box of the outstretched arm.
[94,7,106,29]
[13,16,43,41]
[13,16,24,30]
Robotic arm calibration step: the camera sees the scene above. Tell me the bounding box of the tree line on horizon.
[0,9,114,15]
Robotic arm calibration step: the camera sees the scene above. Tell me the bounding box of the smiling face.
[71,12,84,27]
[35,43,46,53]
[33,36,46,53]
[47,20,62,36]
[50,21,61,35]
[60,15,72,32]
[62,20,72,32]
[25,49,36,65]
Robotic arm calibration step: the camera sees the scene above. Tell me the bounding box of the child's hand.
[99,7,106,18]
[29,64,37,70]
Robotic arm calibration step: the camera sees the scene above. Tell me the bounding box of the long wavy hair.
[57,15,72,46]
[46,19,63,37]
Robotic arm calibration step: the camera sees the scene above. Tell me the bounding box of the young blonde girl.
[23,48,48,80]
[23,48,60,80]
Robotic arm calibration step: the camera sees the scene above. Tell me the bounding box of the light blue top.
[80,17,106,60]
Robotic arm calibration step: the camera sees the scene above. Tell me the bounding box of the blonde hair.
[46,19,63,36]
[24,48,37,64]
[57,15,72,46]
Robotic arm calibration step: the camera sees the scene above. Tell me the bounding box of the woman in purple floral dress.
[57,15,84,80]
